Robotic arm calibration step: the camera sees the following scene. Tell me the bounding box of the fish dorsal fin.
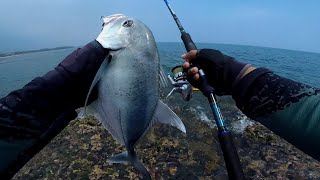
[153,100,186,133]
[82,56,110,116]
[159,66,168,88]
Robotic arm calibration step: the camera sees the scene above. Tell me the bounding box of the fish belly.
[96,57,159,149]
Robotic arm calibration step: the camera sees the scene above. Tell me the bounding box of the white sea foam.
[189,106,215,128]
[189,106,254,133]
[231,114,255,134]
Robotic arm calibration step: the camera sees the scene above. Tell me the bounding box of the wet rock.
[12,94,320,179]
[89,165,106,180]
[168,166,177,175]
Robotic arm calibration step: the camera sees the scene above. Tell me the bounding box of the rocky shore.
[13,101,320,179]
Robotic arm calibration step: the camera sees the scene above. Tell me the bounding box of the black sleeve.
[0,40,107,179]
[232,68,320,160]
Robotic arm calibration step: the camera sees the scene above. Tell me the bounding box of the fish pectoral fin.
[82,57,109,116]
[154,100,186,133]
[108,150,151,180]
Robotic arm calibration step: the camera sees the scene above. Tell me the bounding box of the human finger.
[188,67,198,75]
[193,73,200,80]
[182,62,190,69]
[181,50,198,61]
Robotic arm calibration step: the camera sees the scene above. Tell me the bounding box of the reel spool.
[166,65,193,101]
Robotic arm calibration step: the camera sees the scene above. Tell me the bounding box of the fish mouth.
[101,14,126,26]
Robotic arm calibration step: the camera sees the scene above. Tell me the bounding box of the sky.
[0,0,320,53]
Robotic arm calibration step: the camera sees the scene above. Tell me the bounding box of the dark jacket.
[0,41,108,179]
[232,68,320,160]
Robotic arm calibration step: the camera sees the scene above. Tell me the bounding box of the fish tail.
[107,149,151,180]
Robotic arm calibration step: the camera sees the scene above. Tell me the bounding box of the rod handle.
[218,131,245,180]
[181,32,197,51]
[181,32,214,96]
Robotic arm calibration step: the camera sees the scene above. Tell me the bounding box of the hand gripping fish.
[79,14,186,179]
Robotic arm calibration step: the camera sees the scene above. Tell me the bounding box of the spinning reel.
[166,65,194,101]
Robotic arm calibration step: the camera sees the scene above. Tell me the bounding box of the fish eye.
[123,20,133,27]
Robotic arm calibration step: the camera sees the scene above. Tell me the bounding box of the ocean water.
[1,43,319,128]
[0,49,75,97]
[1,43,319,98]
[1,43,320,127]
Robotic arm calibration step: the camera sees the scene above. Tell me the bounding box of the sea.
[1,42,320,179]
[1,42,319,96]
[1,42,319,130]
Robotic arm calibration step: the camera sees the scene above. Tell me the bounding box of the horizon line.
[156,41,320,54]
[1,42,319,55]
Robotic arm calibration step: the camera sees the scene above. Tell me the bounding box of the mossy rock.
[12,97,320,179]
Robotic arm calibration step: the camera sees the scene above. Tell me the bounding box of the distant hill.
[0,46,74,58]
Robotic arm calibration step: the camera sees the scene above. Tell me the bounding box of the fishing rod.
[163,0,245,179]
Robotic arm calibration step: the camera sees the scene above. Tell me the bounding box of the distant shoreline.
[0,46,74,58]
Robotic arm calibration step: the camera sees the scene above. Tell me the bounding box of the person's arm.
[232,68,320,160]
[182,49,320,161]
[0,40,108,179]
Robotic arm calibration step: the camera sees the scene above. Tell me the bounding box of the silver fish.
[80,14,186,179]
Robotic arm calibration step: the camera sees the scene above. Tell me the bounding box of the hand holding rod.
[163,0,245,179]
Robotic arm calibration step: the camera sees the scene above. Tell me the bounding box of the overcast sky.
[1,0,320,53]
